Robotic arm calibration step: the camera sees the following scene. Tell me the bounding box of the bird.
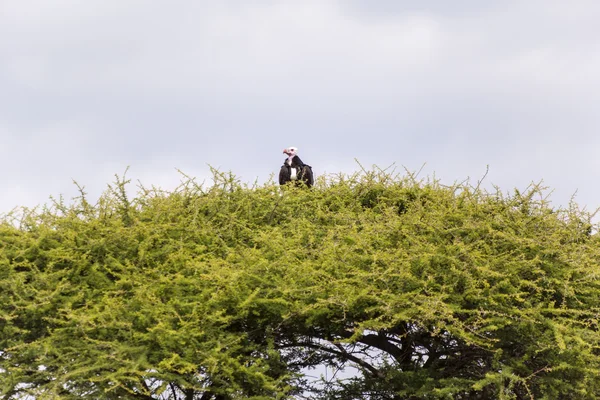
[279,147,314,187]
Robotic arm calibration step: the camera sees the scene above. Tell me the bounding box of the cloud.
[1,1,600,212]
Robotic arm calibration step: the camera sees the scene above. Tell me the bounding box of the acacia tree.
[2,168,600,399]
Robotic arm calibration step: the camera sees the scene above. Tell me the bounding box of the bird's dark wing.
[292,155,305,167]
[279,165,290,185]
[302,165,314,187]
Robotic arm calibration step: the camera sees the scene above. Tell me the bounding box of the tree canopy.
[2,167,600,399]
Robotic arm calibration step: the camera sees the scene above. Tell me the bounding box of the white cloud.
[1,1,600,212]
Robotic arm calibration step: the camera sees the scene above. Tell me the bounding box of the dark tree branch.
[277,341,383,378]
[184,388,195,400]
[335,330,408,367]
[199,390,214,400]
[169,382,179,400]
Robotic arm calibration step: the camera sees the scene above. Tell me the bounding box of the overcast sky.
[1,1,600,215]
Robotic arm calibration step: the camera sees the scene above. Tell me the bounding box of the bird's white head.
[283,147,298,157]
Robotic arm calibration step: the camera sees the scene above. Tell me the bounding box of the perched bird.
[279,147,314,187]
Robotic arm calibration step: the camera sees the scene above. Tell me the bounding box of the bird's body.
[279,147,313,187]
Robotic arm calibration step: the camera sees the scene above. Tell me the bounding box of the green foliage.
[2,167,600,399]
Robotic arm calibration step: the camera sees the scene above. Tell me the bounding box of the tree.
[1,167,600,399]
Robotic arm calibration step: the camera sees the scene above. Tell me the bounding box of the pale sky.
[2,0,600,214]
